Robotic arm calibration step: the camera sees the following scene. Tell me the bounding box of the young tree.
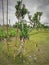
[15,0,28,56]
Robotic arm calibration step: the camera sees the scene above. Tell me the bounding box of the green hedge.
[0,28,16,39]
[8,28,16,37]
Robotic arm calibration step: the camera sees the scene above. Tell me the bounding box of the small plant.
[0,28,6,40]
[8,28,16,37]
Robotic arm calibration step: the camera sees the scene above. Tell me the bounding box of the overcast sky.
[0,0,49,25]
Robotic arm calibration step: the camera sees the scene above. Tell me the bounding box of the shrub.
[8,28,16,37]
[0,28,6,39]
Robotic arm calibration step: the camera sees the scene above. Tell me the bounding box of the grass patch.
[0,29,49,65]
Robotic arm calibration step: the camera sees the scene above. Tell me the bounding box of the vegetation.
[0,27,6,40]
[15,0,29,57]
[8,28,16,37]
[0,0,49,65]
[0,29,49,65]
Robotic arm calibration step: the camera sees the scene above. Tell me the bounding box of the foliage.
[15,0,29,40]
[8,28,16,37]
[28,11,43,29]
[20,4,28,18]
[0,28,6,39]
[0,28,16,40]
[19,22,29,39]
[15,1,22,19]
[32,12,42,28]
[15,0,28,19]
[41,24,49,29]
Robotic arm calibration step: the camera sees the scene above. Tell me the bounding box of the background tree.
[28,12,34,30]
[33,12,42,28]
[28,11,42,32]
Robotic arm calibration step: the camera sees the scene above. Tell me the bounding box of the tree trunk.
[14,18,20,59]
[17,20,24,56]
[17,37,24,56]
[2,0,4,26]
[6,0,9,54]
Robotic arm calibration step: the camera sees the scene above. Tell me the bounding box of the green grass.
[0,29,49,65]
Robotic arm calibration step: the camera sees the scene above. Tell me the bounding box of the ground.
[0,29,49,65]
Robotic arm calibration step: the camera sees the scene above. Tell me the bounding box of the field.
[0,29,49,65]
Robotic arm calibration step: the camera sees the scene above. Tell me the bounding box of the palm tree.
[2,0,4,26]
[6,0,9,54]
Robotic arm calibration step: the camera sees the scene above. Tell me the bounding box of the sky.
[0,0,49,25]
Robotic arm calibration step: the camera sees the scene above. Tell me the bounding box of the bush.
[8,28,16,37]
[0,28,6,39]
